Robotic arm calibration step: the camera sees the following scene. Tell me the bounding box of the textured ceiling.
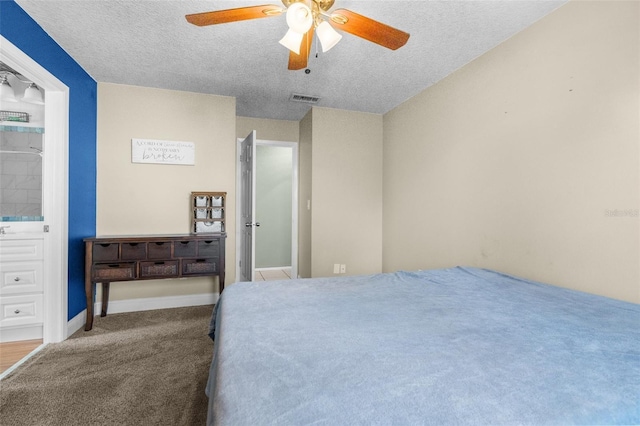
[15,0,567,121]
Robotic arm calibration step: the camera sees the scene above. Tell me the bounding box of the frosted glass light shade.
[0,78,17,102]
[279,29,304,54]
[316,21,342,52]
[286,3,313,34]
[23,83,44,105]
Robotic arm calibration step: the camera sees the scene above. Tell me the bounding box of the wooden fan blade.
[329,8,409,50]
[288,27,314,70]
[186,5,283,26]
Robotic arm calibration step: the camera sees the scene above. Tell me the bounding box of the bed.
[206,266,640,425]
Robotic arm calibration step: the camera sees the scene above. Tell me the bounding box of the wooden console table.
[84,233,226,331]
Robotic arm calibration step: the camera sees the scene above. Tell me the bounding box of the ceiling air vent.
[289,93,321,104]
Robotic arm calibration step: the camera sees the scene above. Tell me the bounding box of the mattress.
[206,266,640,425]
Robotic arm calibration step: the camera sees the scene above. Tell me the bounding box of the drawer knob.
[14,309,21,314]
[14,277,21,282]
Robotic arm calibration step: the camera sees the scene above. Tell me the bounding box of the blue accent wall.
[1,1,97,320]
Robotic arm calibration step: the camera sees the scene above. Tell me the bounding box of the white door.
[1,36,69,343]
[238,131,256,282]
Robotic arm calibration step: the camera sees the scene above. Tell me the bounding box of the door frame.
[235,136,299,282]
[1,36,69,343]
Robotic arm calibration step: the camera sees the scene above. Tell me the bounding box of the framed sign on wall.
[131,138,195,165]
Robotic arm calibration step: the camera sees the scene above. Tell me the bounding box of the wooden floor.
[255,268,292,281]
[0,339,43,374]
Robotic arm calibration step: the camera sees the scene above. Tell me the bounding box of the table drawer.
[121,242,147,260]
[93,243,119,261]
[198,239,220,257]
[182,258,217,275]
[174,240,196,257]
[0,261,43,295]
[140,260,179,278]
[92,263,136,281]
[0,293,43,327]
[148,241,172,259]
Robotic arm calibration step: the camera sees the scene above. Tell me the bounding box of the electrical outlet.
[333,264,340,274]
[340,264,346,274]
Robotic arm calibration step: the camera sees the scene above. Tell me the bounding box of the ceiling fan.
[185,0,410,70]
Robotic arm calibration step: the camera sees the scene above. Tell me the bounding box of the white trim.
[255,266,292,271]
[1,36,70,344]
[92,293,218,317]
[67,292,218,338]
[67,310,86,337]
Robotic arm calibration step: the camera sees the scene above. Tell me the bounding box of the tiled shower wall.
[0,129,43,218]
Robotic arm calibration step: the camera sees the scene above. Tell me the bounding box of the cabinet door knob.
[14,277,21,282]
[14,309,21,314]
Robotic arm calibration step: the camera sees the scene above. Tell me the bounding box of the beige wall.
[97,83,237,300]
[383,1,639,303]
[311,107,383,277]
[236,116,299,142]
[237,111,384,279]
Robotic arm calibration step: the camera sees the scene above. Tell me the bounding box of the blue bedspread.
[206,267,640,425]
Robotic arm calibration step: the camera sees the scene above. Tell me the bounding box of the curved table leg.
[85,280,95,331]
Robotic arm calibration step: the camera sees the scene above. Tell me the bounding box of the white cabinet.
[0,238,44,342]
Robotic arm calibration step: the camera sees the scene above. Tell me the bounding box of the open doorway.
[0,36,69,379]
[236,134,298,282]
[254,143,295,280]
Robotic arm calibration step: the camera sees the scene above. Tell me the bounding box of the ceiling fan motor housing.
[282,0,335,13]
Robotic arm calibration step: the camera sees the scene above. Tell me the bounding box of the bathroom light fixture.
[22,83,44,105]
[0,73,17,102]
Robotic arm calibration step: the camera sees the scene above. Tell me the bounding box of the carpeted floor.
[0,305,215,426]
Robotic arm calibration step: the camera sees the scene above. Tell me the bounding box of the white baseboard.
[94,292,219,315]
[67,293,219,339]
[67,310,86,337]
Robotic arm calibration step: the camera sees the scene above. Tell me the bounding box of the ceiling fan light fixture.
[316,20,342,52]
[286,2,313,34]
[0,74,17,102]
[23,83,44,105]
[279,29,304,54]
